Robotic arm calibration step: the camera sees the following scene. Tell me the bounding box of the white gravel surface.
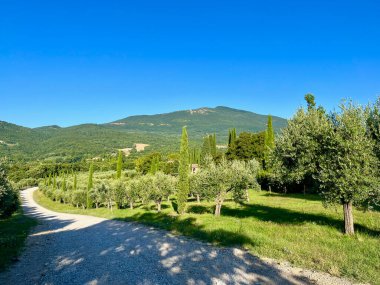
[0,188,363,285]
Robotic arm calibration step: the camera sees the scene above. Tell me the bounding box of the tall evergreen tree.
[53,175,57,191]
[264,115,275,168]
[209,133,217,157]
[200,135,211,162]
[87,163,94,209]
[177,127,190,214]
[228,128,237,147]
[73,173,77,191]
[116,150,123,179]
[149,156,160,174]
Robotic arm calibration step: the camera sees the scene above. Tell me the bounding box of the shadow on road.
[1,189,314,285]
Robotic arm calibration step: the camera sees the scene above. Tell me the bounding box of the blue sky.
[1,0,379,127]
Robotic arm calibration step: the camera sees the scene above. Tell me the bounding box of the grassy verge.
[34,190,380,284]
[0,209,37,272]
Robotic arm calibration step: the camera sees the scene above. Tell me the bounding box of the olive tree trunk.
[196,194,200,204]
[343,202,354,235]
[214,198,224,216]
[129,201,133,210]
[156,199,162,212]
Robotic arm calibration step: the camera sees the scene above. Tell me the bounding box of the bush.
[0,166,19,218]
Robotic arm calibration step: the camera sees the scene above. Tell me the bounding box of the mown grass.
[0,209,37,272]
[34,190,380,284]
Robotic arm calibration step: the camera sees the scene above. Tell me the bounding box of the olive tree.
[193,158,260,216]
[125,179,142,209]
[271,106,330,194]
[318,102,380,235]
[92,182,109,208]
[111,179,126,209]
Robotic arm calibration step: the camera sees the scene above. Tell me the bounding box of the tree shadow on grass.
[116,212,253,247]
[221,203,380,237]
[263,192,322,202]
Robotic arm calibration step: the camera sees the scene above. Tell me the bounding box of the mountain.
[0,106,287,161]
[109,106,287,137]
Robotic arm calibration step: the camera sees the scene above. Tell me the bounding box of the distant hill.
[109,106,287,137]
[0,106,287,161]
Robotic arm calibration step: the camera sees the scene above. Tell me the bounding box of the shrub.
[0,165,19,218]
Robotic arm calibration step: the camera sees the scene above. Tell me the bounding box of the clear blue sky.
[1,0,379,127]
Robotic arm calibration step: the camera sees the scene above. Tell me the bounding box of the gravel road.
[0,188,360,285]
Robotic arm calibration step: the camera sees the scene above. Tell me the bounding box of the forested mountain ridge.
[110,106,287,136]
[0,106,287,160]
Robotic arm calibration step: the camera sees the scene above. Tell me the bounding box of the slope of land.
[110,106,287,136]
[0,106,287,160]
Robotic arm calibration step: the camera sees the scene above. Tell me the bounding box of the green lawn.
[0,210,37,272]
[34,190,380,284]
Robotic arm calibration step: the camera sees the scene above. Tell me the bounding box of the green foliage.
[318,102,380,209]
[0,165,19,218]
[144,172,177,212]
[191,158,260,215]
[149,155,160,174]
[226,132,265,163]
[366,97,380,160]
[271,107,329,191]
[177,127,190,214]
[304,93,316,110]
[272,98,380,234]
[87,163,94,208]
[116,150,123,179]
[264,115,275,169]
[135,152,162,175]
[200,135,211,163]
[228,128,237,149]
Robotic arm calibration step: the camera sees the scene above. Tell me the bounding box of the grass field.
[34,190,380,284]
[0,210,37,272]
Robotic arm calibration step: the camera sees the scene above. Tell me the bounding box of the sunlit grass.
[34,190,380,284]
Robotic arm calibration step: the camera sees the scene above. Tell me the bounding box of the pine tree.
[87,163,94,209]
[177,127,190,214]
[116,150,123,179]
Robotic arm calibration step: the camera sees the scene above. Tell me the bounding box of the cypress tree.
[232,128,237,144]
[201,135,211,161]
[53,175,57,191]
[62,176,66,192]
[48,174,52,186]
[264,115,275,168]
[208,134,217,157]
[87,163,94,209]
[265,115,275,149]
[177,126,190,214]
[149,156,160,174]
[73,173,77,191]
[116,150,123,179]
